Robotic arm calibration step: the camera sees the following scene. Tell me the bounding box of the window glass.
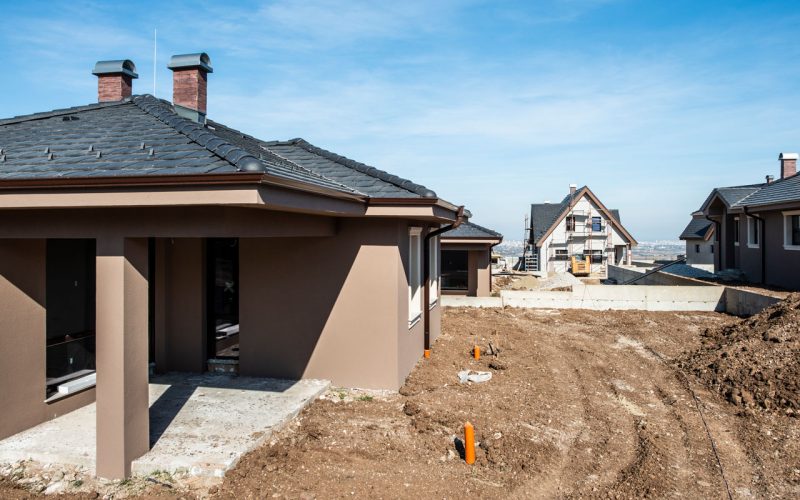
[408,228,422,324]
[441,250,468,290]
[591,217,602,232]
[748,217,760,246]
[429,236,439,304]
[792,215,800,246]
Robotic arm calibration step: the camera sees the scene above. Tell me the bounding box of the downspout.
[704,214,721,272]
[743,207,766,284]
[423,206,465,355]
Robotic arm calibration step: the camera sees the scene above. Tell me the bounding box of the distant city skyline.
[2,0,799,240]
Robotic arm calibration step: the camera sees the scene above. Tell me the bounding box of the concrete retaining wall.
[501,285,725,311]
[442,285,726,311]
[724,288,781,316]
[608,265,712,286]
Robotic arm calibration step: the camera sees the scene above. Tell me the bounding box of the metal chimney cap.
[168,53,213,73]
[92,60,138,78]
[779,152,799,160]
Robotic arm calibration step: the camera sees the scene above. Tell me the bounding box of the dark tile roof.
[0,95,437,199]
[442,220,502,239]
[716,185,763,207]
[529,189,580,242]
[732,174,800,208]
[679,217,714,240]
[259,139,435,198]
[610,209,621,223]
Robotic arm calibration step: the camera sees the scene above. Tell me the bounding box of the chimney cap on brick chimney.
[168,53,213,73]
[92,59,138,78]
[779,152,799,160]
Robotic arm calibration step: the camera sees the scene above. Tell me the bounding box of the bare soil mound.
[678,293,800,415]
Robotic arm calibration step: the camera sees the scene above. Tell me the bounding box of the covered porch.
[0,194,425,478]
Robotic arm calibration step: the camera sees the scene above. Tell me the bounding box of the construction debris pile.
[678,293,800,416]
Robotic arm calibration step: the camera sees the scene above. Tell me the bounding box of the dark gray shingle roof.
[530,188,580,242]
[442,221,502,239]
[610,209,621,223]
[732,174,800,208]
[679,217,714,240]
[260,139,435,198]
[0,95,435,199]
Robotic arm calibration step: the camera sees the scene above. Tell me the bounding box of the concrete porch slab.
[0,373,329,478]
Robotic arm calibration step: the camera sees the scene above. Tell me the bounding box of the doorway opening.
[441,250,468,292]
[45,239,96,399]
[206,238,240,371]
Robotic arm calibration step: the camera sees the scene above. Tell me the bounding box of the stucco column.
[626,244,632,265]
[95,237,149,479]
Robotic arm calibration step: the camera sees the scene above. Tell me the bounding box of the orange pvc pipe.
[464,422,475,464]
[424,349,431,359]
[473,345,480,360]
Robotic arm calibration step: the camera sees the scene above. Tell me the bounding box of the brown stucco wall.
[239,218,415,390]
[154,238,207,373]
[762,211,800,290]
[468,249,492,297]
[0,239,96,440]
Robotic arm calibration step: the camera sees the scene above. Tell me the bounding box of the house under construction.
[523,184,636,277]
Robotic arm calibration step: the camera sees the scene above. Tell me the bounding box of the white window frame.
[408,227,423,328]
[783,210,800,251]
[428,236,439,307]
[733,217,740,246]
[746,216,760,248]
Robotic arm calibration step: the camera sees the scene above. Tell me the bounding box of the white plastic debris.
[458,370,492,384]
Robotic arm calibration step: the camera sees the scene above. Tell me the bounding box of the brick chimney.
[779,152,798,179]
[569,184,577,196]
[92,60,138,102]
[168,53,213,122]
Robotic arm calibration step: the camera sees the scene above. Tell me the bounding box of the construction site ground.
[2,306,799,498]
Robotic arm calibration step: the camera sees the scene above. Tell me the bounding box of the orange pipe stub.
[424,349,431,359]
[464,422,476,464]
[473,345,480,360]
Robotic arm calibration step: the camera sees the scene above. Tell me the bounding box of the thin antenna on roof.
[153,28,157,96]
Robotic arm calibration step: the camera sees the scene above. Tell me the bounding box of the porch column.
[95,237,149,479]
[626,244,632,265]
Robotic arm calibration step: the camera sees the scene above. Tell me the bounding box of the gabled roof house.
[525,184,636,277]
[440,220,503,297]
[679,212,715,270]
[695,153,800,289]
[0,55,464,478]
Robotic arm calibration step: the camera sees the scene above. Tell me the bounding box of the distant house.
[525,184,636,277]
[679,212,715,271]
[696,153,800,289]
[0,55,464,478]
[440,221,503,297]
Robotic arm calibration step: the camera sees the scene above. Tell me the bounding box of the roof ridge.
[286,138,437,198]
[204,120,363,195]
[0,100,128,126]
[263,147,366,196]
[131,94,264,172]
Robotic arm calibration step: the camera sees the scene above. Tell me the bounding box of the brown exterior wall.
[0,239,96,440]
[764,211,800,290]
[154,238,207,372]
[239,218,414,389]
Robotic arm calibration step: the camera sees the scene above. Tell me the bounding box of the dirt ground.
[3,307,800,498]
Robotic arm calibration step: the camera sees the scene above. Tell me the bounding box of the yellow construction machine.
[570,255,591,276]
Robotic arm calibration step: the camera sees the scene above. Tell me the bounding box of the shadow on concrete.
[148,373,298,447]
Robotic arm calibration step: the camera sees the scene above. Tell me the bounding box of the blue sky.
[2,0,800,241]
